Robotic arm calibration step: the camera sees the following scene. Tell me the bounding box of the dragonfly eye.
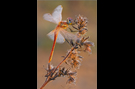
[68,20,71,23]
[67,17,73,25]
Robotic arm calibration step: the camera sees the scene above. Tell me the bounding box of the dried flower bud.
[72,14,88,35]
[80,36,89,43]
[84,41,94,46]
[45,64,55,77]
[78,55,83,58]
[64,69,69,75]
[84,46,92,54]
[68,71,77,76]
[66,76,76,84]
[68,52,76,59]
[58,67,66,76]
[79,28,88,34]
[71,59,81,69]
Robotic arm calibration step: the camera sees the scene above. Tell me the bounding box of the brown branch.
[40,79,51,89]
[53,46,75,73]
[39,46,76,89]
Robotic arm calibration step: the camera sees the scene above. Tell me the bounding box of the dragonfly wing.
[43,13,58,24]
[59,29,77,41]
[47,30,55,41]
[47,30,65,44]
[56,32,65,43]
[52,5,63,24]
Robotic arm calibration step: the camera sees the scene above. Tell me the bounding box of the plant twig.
[40,45,76,89]
[40,79,51,89]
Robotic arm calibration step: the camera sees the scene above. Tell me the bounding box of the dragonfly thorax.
[58,21,68,29]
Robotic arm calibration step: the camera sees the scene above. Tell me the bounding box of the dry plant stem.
[40,46,76,89]
[40,79,51,89]
[53,46,75,72]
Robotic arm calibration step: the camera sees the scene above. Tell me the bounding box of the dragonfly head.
[67,17,74,25]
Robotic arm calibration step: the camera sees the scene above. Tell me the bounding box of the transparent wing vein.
[52,5,63,23]
[43,5,63,24]
[59,29,77,41]
[43,13,58,24]
[47,30,65,44]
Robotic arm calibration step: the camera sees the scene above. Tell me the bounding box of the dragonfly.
[43,5,76,63]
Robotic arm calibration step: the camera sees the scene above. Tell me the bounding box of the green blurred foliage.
[37,1,97,53]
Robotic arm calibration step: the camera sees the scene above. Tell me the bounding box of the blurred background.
[37,0,97,89]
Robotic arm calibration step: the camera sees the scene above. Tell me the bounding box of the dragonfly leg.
[72,25,78,30]
[65,39,75,47]
[65,38,70,44]
[68,27,78,32]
